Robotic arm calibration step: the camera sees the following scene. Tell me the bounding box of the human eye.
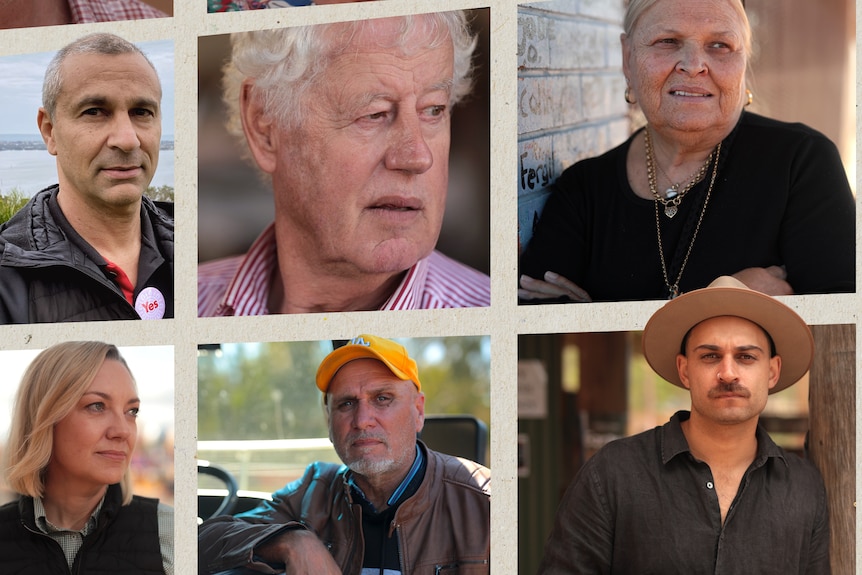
[707,40,734,52]
[127,406,140,417]
[132,107,155,117]
[357,105,392,123]
[335,399,355,412]
[375,394,393,405]
[423,104,447,118]
[85,402,106,413]
[81,108,104,117]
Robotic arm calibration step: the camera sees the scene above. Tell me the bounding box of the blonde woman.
[0,341,173,574]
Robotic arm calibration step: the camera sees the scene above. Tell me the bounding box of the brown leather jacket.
[198,442,490,574]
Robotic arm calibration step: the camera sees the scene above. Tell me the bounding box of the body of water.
[0,149,175,196]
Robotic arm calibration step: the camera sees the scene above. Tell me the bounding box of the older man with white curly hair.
[198,11,490,316]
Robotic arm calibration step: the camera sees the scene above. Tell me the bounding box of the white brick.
[517,14,553,70]
[579,0,625,22]
[518,137,557,197]
[553,125,604,173]
[522,1,579,16]
[518,75,584,135]
[551,20,605,70]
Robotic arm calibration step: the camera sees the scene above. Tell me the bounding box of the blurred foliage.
[198,337,491,441]
[0,189,29,224]
[145,185,175,202]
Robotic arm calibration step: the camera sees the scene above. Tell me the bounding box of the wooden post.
[807,324,855,573]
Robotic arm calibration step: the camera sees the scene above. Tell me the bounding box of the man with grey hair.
[199,334,491,575]
[198,11,491,316]
[0,33,174,323]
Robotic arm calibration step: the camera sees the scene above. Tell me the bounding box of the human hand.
[518,272,592,303]
[731,266,794,296]
[255,529,342,575]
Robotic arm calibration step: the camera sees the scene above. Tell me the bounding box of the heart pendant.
[664,205,678,218]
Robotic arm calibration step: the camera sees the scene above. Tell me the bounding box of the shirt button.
[706,481,714,489]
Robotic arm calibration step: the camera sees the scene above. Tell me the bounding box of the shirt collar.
[348,444,425,513]
[33,495,105,537]
[660,410,788,468]
[218,223,429,314]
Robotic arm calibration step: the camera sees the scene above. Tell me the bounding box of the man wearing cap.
[538,277,830,574]
[198,334,491,575]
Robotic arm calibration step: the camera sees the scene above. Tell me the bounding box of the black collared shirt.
[351,446,427,574]
[538,411,830,575]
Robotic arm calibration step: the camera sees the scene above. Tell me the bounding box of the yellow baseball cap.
[315,334,421,393]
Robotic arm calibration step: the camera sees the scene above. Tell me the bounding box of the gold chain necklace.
[644,127,713,218]
[647,132,722,299]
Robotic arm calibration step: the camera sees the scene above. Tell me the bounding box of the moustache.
[98,152,146,167]
[708,382,751,398]
[348,432,389,445]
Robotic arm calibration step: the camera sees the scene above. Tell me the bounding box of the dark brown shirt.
[538,411,830,575]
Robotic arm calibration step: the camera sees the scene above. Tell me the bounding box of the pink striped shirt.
[198,224,490,316]
[68,0,168,22]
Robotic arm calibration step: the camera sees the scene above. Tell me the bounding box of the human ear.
[767,356,781,391]
[37,108,58,156]
[239,80,278,174]
[620,33,632,84]
[414,391,426,433]
[676,354,691,390]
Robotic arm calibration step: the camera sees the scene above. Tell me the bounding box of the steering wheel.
[198,460,239,520]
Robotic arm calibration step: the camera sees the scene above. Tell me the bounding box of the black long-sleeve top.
[519,112,855,301]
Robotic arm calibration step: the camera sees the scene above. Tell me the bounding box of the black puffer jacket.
[0,185,174,324]
[0,483,165,575]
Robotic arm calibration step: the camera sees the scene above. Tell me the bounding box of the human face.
[47,359,139,494]
[327,358,424,483]
[253,18,453,277]
[39,52,161,212]
[676,316,781,426]
[622,0,747,138]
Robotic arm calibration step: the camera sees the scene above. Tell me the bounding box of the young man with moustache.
[538,276,830,574]
[198,335,491,575]
[0,33,174,323]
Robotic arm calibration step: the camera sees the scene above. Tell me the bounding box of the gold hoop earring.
[624,86,636,105]
[745,88,753,107]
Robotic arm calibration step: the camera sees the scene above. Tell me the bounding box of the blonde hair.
[3,342,136,505]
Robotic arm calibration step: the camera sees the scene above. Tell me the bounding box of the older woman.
[0,342,173,574]
[519,0,854,302]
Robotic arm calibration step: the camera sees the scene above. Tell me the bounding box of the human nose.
[716,356,739,383]
[352,400,377,430]
[106,410,135,440]
[384,112,434,174]
[107,113,141,152]
[676,43,708,76]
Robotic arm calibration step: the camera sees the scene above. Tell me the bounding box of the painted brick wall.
[517,0,629,253]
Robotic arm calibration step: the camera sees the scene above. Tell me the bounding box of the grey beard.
[345,456,397,477]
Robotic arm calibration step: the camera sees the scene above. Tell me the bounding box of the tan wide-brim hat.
[642,276,814,394]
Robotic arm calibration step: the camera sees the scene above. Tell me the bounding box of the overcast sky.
[0,39,175,138]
